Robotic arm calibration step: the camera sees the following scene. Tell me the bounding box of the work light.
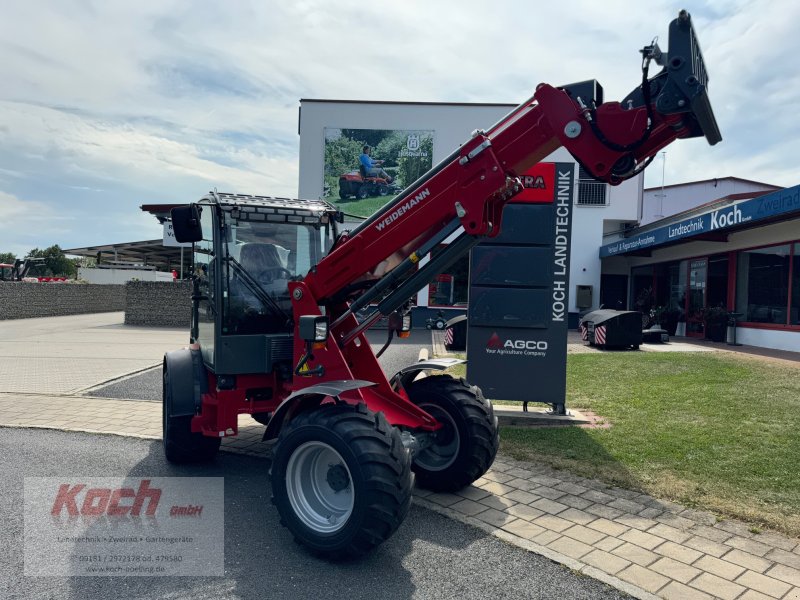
[299,315,329,345]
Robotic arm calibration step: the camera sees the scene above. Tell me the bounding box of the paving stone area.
[0,312,185,394]
[432,330,718,357]
[2,391,799,600]
[4,313,800,600]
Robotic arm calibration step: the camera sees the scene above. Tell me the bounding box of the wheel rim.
[285,441,355,534]
[414,403,460,471]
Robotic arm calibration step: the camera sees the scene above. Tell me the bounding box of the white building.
[641,176,781,225]
[297,99,643,327]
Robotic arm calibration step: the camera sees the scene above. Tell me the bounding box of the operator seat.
[239,242,284,284]
[229,242,290,335]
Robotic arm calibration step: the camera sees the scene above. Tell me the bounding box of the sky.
[1,0,798,256]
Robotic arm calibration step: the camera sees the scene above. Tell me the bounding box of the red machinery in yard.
[338,168,398,200]
[165,10,720,556]
[0,258,47,282]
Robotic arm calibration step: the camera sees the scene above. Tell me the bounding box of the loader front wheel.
[271,403,412,557]
[406,376,499,492]
[162,365,220,463]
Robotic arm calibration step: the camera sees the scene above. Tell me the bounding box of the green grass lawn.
[450,353,800,535]
[324,193,395,218]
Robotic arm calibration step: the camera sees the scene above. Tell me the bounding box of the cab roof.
[199,192,337,215]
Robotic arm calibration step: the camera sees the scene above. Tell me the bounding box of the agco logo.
[486,333,548,355]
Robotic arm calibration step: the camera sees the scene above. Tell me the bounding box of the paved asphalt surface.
[87,329,433,402]
[1,428,629,600]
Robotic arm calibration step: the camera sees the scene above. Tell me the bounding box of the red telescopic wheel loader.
[165,10,720,557]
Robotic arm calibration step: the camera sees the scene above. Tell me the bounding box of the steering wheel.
[260,267,292,282]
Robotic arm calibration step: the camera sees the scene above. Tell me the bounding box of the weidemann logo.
[374,188,431,232]
[485,333,548,357]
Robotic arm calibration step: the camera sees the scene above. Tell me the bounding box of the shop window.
[577,167,607,206]
[630,265,653,311]
[736,245,791,324]
[707,254,729,309]
[653,260,688,334]
[792,243,800,325]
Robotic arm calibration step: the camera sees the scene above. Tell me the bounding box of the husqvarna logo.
[710,205,744,230]
[407,134,420,151]
[485,333,548,357]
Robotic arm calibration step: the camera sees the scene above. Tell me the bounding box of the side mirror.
[171,204,203,243]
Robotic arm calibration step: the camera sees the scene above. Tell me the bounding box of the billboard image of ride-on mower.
[337,168,401,200]
[324,128,434,217]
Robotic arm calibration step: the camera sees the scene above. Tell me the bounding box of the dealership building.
[601,180,800,352]
[296,99,799,353]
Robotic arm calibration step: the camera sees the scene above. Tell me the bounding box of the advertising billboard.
[323,128,433,217]
[467,163,575,413]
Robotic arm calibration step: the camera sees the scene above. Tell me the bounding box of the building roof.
[300,98,517,107]
[140,204,181,223]
[638,190,775,231]
[64,240,184,270]
[600,183,800,258]
[644,176,781,192]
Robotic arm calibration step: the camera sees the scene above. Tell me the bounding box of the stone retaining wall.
[124,281,191,327]
[0,282,126,320]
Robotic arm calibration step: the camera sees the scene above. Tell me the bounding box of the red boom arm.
[286,10,720,431]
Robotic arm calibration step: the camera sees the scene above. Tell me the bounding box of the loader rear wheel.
[271,403,412,557]
[406,376,499,492]
[162,366,220,463]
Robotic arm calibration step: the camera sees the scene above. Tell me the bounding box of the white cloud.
[0,0,798,253]
[0,190,77,255]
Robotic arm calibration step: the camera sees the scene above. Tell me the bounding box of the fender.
[389,358,466,393]
[263,379,376,441]
[445,314,467,327]
[163,348,207,418]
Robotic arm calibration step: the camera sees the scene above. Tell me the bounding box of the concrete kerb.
[74,362,161,395]
[0,423,161,442]
[416,496,661,600]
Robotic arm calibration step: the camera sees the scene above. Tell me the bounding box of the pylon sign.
[467,162,574,413]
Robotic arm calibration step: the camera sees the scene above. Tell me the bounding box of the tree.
[27,245,77,278]
[341,129,390,150]
[0,252,16,264]
[323,135,364,198]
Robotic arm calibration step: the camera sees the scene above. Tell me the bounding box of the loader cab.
[177,194,338,376]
